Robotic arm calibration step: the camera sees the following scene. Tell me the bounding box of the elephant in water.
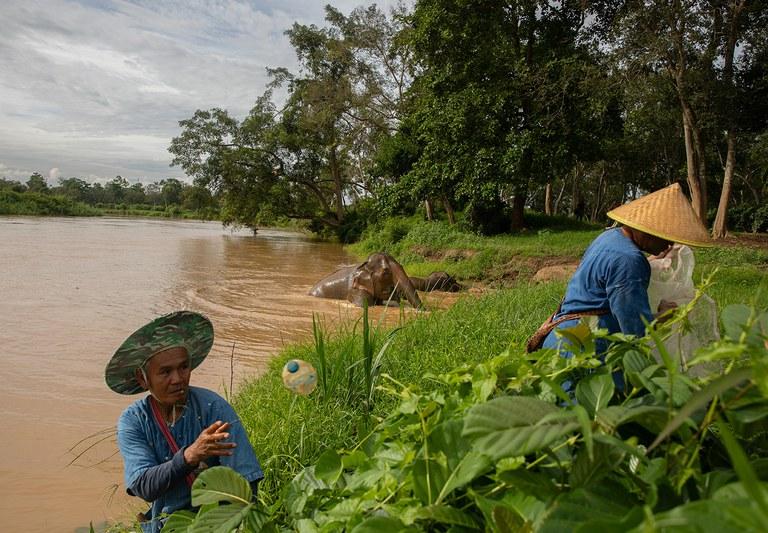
[309,253,462,308]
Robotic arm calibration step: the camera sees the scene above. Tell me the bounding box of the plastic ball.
[282,359,317,395]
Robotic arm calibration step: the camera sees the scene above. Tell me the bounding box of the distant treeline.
[0,173,220,220]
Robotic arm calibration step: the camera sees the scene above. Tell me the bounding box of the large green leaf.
[191,467,252,507]
[493,469,558,502]
[435,451,492,504]
[569,440,625,489]
[469,489,544,529]
[429,419,471,471]
[648,368,751,451]
[622,350,652,375]
[575,373,615,418]
[413,457,448,505]
[415,504,479,527]
[722,304,753,341]
[717,421,768,521]
[463,396,578,460]
[161,510,196,533]
[596,405,668,433]
[573,506,644,533]
[492,505,531,533]
[628,498,761,532]
[314,449,343,485]
[188,503,252,533]
[538,481,639,533]
[349,516,415,533]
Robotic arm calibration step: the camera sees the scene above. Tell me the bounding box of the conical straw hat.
[607,183,712,247]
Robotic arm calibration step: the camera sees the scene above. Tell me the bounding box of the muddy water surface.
[0,216,369,532]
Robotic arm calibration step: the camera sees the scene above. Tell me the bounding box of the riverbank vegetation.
[0,174,220,220]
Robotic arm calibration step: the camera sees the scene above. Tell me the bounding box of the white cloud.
[0,0,395,183]
[48,167,60,183]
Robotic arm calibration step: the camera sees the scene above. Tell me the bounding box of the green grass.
[350,217,600,281]
[233,281,568,503]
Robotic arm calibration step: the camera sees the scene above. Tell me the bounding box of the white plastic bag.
[647,245,719,376]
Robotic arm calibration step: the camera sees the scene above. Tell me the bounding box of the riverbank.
[232,217,768,508]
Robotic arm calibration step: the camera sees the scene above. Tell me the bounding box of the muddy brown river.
[0,216,371,532]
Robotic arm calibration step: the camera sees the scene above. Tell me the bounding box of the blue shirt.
[543,228,653,355]
[117,386,264,532]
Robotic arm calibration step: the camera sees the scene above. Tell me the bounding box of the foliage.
[0,189,100,216]
[170,302,768,531]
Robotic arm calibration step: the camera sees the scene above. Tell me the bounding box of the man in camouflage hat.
[106,311,263,533]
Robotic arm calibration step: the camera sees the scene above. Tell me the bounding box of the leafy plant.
[175,303,768,531]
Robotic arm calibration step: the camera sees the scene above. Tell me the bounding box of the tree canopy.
[166,1,768,237]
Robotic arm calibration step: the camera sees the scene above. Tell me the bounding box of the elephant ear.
[350,269,376,306]
[386,256,423,309]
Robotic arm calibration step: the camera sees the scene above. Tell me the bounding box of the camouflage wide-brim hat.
[105,310,214,395]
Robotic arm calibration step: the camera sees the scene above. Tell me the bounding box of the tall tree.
[170,4,412,232]
[405,0,602,230]
[26,172,48,193]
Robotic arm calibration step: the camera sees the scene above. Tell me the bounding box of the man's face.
[627,228,672,256]
[136,346,191,405]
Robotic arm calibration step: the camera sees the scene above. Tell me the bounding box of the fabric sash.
[526,302,609,353]
[149,396,195,488]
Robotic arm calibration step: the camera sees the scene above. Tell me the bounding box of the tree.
[105,175,129,204]
[160,178,184,206]
[405,0,603,231]
[124,182,147,205]
[0,178,26,192]
[26,172,48,193]
[712,0,768,237]
[56,177,91,202]
[170,4,413,232]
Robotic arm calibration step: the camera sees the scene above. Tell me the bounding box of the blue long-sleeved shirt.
[543,227,654,355]
[117,386,264,533]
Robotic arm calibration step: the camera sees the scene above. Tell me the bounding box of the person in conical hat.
[105,311,264,533]
[527,184,711,379]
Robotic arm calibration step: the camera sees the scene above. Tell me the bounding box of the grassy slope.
[233,218,768,504]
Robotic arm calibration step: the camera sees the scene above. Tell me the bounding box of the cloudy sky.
[0,0,395,185]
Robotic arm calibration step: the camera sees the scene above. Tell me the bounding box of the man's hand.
[184,421,236,468]
[655,299,678,323]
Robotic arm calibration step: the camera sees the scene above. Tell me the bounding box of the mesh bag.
[647,245,719,376]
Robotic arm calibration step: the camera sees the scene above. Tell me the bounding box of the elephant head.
[351,253,423,309]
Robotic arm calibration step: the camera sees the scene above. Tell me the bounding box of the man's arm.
[127,448,196,501]
[606,256,654,337]
[117,412,194,502]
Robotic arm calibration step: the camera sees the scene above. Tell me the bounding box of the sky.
[0,0,398,185]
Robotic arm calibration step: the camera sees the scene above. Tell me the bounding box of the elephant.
[409,271,462,292]
[309,253,461,308]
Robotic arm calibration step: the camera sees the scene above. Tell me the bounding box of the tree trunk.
[711,0,745,239]
[680,107,707,222]
[329,146,344,222]
[553,178,567,215]
[510,188,526,231]
[570,172,579,217]
[441,193,456,225]
[713,132,736,238]
[424,199,434,221]
[544,182,552,215]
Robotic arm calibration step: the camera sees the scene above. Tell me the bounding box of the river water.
[0,216,364,532]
